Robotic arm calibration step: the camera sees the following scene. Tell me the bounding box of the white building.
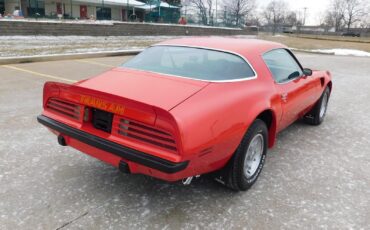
[1,0,179,22]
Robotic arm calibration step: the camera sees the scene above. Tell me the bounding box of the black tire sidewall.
[315,87,330,124]
[236,120,268,190]
[304,86,330,125]
[318,87,330,122]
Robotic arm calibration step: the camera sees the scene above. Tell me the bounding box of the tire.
[225,119,268,191]
[304,86,330,125]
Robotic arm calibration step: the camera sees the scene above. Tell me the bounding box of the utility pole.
[215,0,218,26]
[102,0,105,19]
[224,6,227,26]
[18,0,21,15]
[70,0,72,18]
[303,7,307,26]
[149,0,152,21]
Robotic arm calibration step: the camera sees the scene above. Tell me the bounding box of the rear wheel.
[225,119,268,191]
[304,87,330,125]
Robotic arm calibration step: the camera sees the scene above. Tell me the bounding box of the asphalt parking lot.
[1,53,369,229]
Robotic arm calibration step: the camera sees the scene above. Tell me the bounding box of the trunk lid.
[76,67,209,111]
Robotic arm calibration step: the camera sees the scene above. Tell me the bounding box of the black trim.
[119,160,131,174]
[37,115,188,173]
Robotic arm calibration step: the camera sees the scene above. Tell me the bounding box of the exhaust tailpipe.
[182,175,200,185]
[182,177,193,185]
[57,135,67,146]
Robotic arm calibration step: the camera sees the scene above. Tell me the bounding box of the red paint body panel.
[77,68,209,111]
[38,37,332,182]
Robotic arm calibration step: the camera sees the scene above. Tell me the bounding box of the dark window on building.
[28,0,45,17]
[96,7,111,20]
[0,0,5,15]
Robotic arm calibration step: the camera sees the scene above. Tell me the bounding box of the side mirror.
[303,68,313,76]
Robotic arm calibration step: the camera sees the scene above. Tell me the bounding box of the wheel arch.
[255,109,277,148]
[327,81,332,93]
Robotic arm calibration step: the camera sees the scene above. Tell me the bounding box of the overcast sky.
[257,0,331,25]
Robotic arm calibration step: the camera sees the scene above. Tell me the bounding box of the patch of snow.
[273,34,286,37]
[0,18,115,25]
[0,35,176,57]
[0,18,243,30]
[310,48,370,57]
[0,49,143,58]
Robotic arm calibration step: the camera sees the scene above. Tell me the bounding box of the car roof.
[155,37,287,60]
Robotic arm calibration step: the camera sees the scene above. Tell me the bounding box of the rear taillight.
[117,118,177,152]
[43,82,60,105]
[46,98,81,120]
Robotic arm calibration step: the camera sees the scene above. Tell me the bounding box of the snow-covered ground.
[0,18,243,30]
[310,48,370,57]
[273,34,287,37]
[0,36,179,57]
[0,35,258,58]
[0,18,117,25]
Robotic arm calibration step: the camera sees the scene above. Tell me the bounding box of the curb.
[0,49,143,65]
[290,48,335,55]
[292,35,370,44]
[291,48,370,57]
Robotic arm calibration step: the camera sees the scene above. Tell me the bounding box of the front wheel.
[225,119,268,191]
[304,86,330,125]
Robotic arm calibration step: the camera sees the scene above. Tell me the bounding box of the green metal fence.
[144,7,180,23]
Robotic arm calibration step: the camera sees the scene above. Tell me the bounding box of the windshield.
[121,46,255,81]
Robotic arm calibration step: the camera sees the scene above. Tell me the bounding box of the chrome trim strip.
[122,44,258,83]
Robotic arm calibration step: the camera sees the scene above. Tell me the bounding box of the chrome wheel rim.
[320,92,329,118]
[244,134,264,178]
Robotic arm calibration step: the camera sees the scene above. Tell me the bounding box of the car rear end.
[38,81,193,181]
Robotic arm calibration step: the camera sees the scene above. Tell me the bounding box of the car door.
[262,49,316,131]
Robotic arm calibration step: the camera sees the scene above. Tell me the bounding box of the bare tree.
[324,0,368,32]
[343,0,368,32]
[263,0,289,34]
[224,0,256,27]
[323,10,336,31]
[285,11,298,26]
[316,11,325,26]
[206,0,214,25]
[325,0,345,32]
[189,0,214,25]
[189,0,207,24]
[246,13,262,26]
[360,13,370,28]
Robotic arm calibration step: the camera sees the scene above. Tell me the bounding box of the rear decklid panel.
[76,68,209,111]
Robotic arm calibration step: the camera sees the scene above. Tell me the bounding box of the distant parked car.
[342,32,360,37]
[37,38,332,191]
[283,27,293,34]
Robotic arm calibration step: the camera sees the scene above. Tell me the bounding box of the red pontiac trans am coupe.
[37,37,332,191]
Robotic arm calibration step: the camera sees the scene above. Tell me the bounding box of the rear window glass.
[121,46,255,81]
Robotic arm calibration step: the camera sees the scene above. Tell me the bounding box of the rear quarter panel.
[170,66,279,174]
